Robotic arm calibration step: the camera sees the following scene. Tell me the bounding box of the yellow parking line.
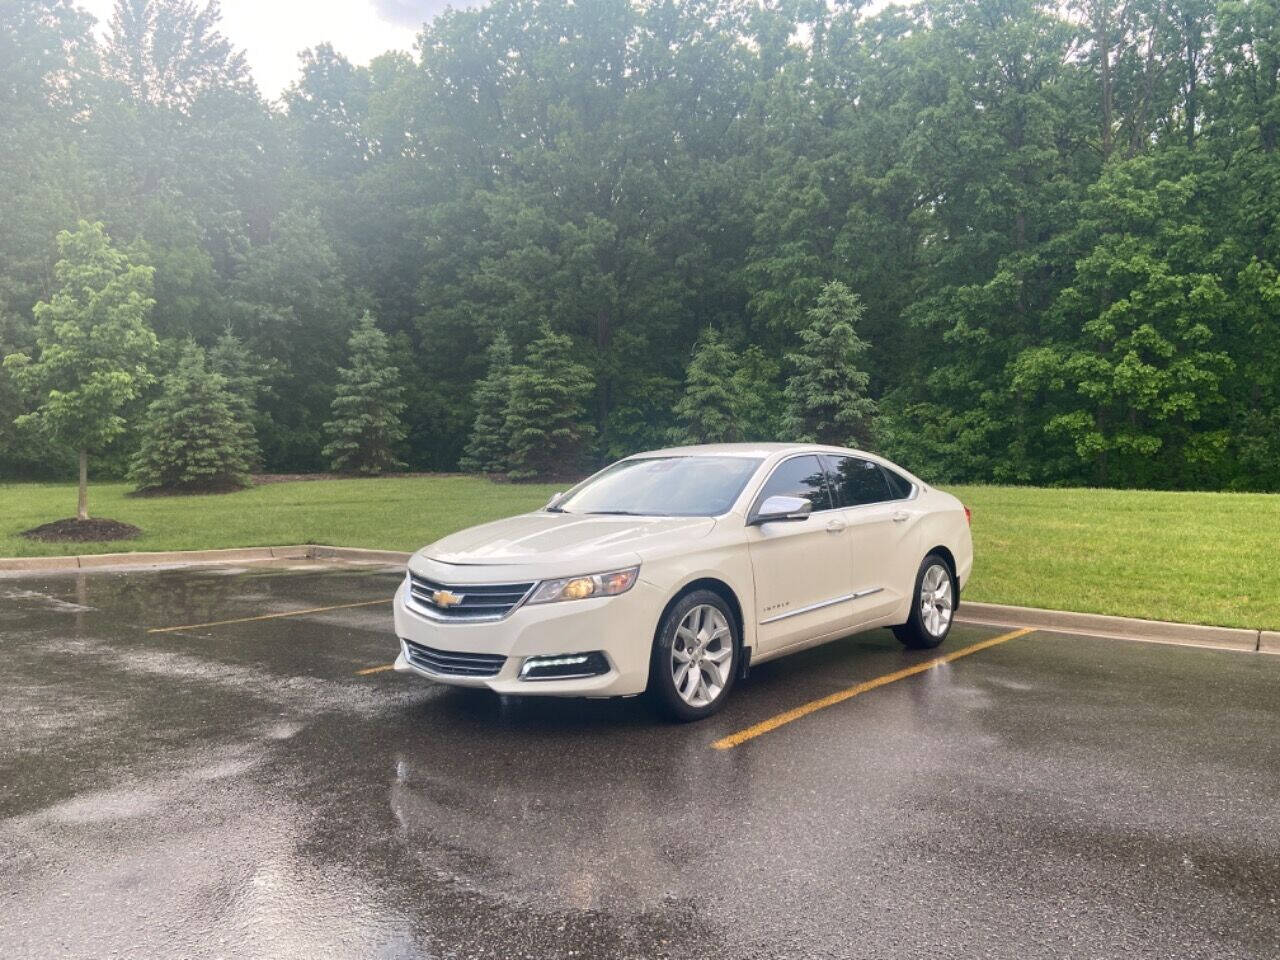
[147,598,393,634]
[356,663,396,675]
[711,626,1036,750]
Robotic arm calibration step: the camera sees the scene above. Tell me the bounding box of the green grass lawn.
[2,477,1276,630]
[954,484,1278,631]
[0,476,560,558]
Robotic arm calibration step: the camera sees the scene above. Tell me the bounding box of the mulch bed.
[250,471,470,485]
[128,480,249,497]
[21,518,142,542]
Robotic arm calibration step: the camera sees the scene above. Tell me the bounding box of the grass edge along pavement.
[1,476,1276,631]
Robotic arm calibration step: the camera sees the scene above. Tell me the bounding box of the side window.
[881,466,914,500]
[754,455,833,513]
[826,455,892,507]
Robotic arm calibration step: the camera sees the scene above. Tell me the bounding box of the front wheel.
[892,554,956,650]
[649,590,739,722]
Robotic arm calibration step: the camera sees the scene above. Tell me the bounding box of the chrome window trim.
[759,587,883,625]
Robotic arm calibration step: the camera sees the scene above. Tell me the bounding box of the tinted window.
[882,466,913,500]
[825,455,892,506]
[557,456,763,517]
[754,455,832,513]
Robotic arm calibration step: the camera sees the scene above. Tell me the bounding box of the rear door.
[822,455,917,624]
[745,455,856,653]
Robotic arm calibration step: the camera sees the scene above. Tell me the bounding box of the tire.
[649,590,739,722]
[892,554,956,650]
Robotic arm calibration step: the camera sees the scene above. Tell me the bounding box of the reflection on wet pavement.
[1,561,1277,959]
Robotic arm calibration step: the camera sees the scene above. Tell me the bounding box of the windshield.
[553,456,763,517]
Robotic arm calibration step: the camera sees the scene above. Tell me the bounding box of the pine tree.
[459,330,513,473]
[129,340,255,492]
[322,311,407,474]
[782,281,877,447]
[673,328,744,444]
[208,324,264,470]
[504,323,595,481]
[733,344,784,441]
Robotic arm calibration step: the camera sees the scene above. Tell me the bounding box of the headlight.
[527,566,639,605]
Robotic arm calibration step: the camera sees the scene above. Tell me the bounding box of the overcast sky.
[76,0,905,100]
[77,0,475,98]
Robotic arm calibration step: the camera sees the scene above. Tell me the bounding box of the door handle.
[892,511,909,523]
[825,519,847,533]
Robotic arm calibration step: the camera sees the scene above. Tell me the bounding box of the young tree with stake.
[3,221,158,520]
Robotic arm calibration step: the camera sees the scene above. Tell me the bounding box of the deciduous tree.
[3,221,158,518]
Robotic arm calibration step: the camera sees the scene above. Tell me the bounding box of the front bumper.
[391,575,664,697]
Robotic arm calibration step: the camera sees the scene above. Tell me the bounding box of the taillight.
[963,506,971,526]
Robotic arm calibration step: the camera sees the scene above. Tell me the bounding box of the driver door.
[745,455,856,654]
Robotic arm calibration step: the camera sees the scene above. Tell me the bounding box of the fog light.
[519,651,610,680]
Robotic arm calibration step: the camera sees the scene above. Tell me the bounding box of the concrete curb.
[308,545,412,563]
[957,601,1263,653]
[0,554,81,572]
[1260,632,1280,654]
[0,544,403,573]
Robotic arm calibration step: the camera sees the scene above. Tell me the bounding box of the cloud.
[370,0,482,29]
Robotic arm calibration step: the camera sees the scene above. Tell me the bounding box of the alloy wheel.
[919,563,953,637]
[671,603,733,707]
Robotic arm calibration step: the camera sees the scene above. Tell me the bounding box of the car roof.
[630,442,866,459]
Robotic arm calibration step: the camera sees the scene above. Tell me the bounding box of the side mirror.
[749,495,813,525]
[545,492,564,510]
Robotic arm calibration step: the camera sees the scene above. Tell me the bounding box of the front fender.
[639,551,758,657]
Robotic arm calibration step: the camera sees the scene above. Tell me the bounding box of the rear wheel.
[649,590,738,722]
[892,554,956,650]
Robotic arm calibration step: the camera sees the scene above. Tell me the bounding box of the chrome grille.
[406,572,535,622]
[403,639,506,677]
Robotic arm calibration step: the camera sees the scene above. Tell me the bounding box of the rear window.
[825,455,892,507]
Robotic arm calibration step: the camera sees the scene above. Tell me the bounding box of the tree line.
[3,0,1278,492]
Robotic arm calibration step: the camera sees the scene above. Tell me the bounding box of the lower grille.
[403,639,506,677]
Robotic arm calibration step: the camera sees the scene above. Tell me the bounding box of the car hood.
[414,512,716,580]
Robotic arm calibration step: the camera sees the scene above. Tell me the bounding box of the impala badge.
[431,589,464,608]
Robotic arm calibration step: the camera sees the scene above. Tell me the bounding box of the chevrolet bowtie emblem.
[431,589,464,608]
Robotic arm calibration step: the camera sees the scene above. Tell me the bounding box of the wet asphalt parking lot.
[2,559,1278,960]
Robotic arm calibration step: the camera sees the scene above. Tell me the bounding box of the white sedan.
[393,443,973,720]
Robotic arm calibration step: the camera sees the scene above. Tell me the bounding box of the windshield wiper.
[585,510,644,516]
